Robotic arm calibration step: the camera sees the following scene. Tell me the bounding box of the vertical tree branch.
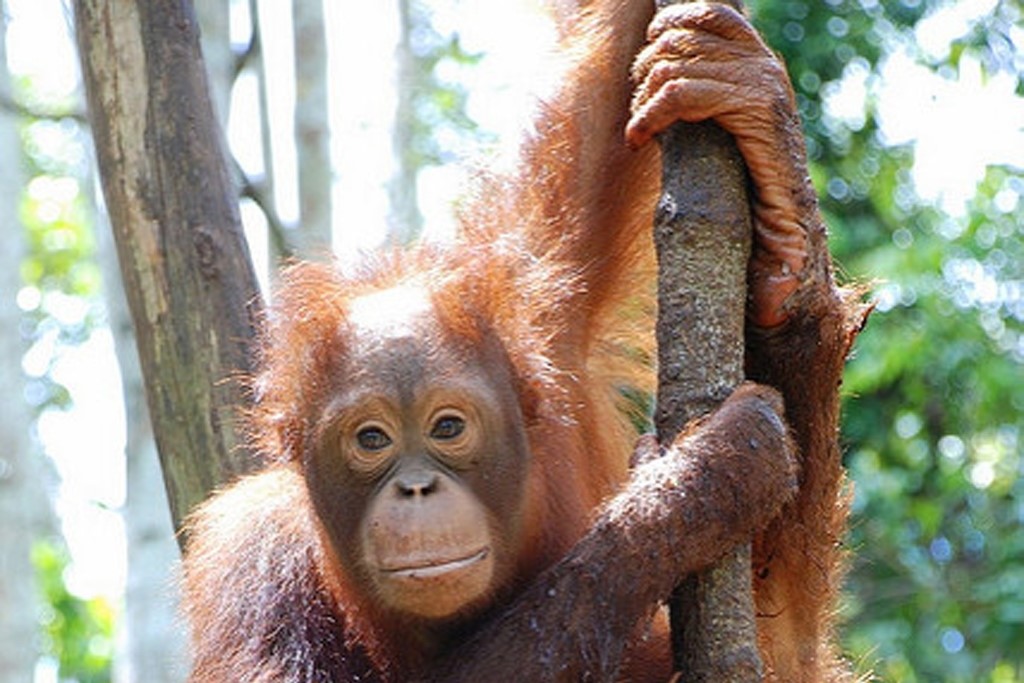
[388,0,424,243]
[651,0,761,679]
[249,0,285,263]
[292,0,333,252]
[75,0,263,538]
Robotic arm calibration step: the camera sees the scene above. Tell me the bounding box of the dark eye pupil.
[431,416,465,440]
[356,427,391,451]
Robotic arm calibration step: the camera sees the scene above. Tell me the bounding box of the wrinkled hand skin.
[627,2,822,328]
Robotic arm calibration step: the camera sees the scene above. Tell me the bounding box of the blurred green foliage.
[750,0,1024,680]
[400,1,488,170]
[11,50,111,682]
[15,88,101,413]
[33,541,115,683]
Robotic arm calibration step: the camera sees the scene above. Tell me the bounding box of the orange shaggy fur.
[181,2,867,681]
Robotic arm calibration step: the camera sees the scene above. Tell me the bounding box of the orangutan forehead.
[348,284,435,341]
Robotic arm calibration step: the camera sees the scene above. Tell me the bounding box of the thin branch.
[231,31,258,81]
[232,155,295,260]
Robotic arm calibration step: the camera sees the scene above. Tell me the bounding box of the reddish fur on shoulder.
[182,466,378,682]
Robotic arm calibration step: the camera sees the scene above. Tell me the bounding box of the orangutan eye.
[430,415,465,441]
[356,426,392,451]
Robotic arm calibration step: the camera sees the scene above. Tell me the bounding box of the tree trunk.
[89,3,231,678]
[651,0,761,680]
[195,0,233,130]
[97,216,188,682]
[388,0,423,243]
[249,0,287,263]
[292,0,333,252]
[102,2,230,678]
[74,0,263,538]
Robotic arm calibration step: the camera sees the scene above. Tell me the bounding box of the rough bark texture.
[652,124,750,437]
[74,0,262,536]
[651,0,761,678]
[98,220,189,682]
[656,113,761,683]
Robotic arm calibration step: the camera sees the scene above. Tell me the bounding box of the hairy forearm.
[745,252,868,681]
[510,2,660,331]
[425,385,797,683]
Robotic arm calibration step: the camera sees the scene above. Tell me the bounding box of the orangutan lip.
[383,548,489,578]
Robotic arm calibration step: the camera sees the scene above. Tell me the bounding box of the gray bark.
[656,120,760,683]
[652,1,761,680]
[74,0,263,537]
[388,0,422,242]
[96,216,187,682]
[292,0,333,252]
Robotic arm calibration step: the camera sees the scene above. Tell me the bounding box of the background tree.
[100,217,187,681]
[0,9,47,677]
[1,2,118,681]
[292,0,332,251]
[389,0,485,242]
[75,0,262,532]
